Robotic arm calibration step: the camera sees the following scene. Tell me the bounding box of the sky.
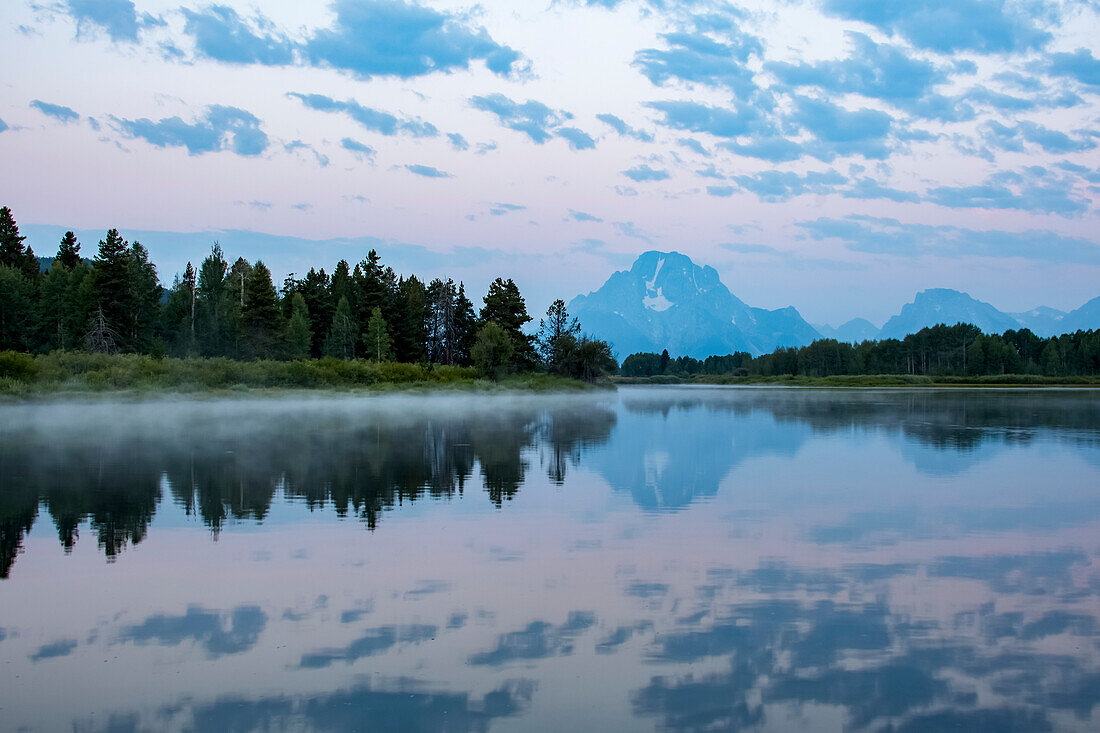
[1,0,1099,326]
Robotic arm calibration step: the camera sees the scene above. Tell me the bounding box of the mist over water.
[1,387,1099,731]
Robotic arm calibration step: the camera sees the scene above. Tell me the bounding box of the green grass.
[0,351,601,398]
[613,373,1100,387]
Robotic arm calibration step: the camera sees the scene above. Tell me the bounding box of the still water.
[1,386,1099,732]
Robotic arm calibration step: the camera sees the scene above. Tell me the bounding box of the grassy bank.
[613,373,1100,387]
[0,351,600,397]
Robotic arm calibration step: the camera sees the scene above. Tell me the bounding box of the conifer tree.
[196,243,230,357]
[123,241,160,351]
[452,283,477,365]
[536,299,580,374]
[480,277,535,370]
[0,264,36,351]
[90,229,131,347]
[391,275,427,362]
[285,293,311,359]
[324,295,357,359]
[363,306,392,362]
[0,206,38,279]
[241,261,281,359]
[299,268,332,357]
[57,232,81,269]
[355,249,387,314]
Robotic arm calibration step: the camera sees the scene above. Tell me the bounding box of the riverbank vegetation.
[0,205,615,390]
[620,322,1100,380]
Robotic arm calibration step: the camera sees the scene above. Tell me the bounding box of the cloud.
[722,242,779,254]
[927,168,1088,217]
[569,209,603,222]
[981,120,1096,154]
[821,0,1052,54]
[488,203,526,216]
[716,136,804,163]
[284,139,329,167]
[66,0,141,42]
[556,127,597,150]
[732,169,846,202]
[614,221,655,242]
[447,132,469,151]
[842,177,921,203]
[304,0,524,79]
[596,113,653,142]
[341,137,375,160]
[234,200,272,211]
[800,214,1100,264]
[622,164,670,182]
[181,5,295,65]
[29,639,78,662]
[696,164,724,179]
[405,164,451,178]
[764,32,970,122]
[471,94,591,147]
[678,137,709,155]
[112,105,268,156]
[633,29,763,99]
[645,100,759,138]
[789,97,893,160]
[288,93,437,138]
[1046,48,1100,88]
[30,100,79,123]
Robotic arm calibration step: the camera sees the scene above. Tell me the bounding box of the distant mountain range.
[570,251,1100,358]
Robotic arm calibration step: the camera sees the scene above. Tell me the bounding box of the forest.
[0,206,615,384]
[620,322,1100,379]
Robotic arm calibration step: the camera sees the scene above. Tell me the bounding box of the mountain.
[1008,306,1066,337]
[1061,296,1100,334]
[568,251,821,358]
[813,318,880,344]
[878,289,1022,340]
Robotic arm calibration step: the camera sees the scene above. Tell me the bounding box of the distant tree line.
[621,323,1100,378]
[0,206,615,381]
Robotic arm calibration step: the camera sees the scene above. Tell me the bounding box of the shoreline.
[612,374,1100,388]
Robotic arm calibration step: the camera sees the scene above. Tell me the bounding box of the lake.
[1,386,1099,732]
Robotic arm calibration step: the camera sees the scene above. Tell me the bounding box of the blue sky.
[1,0,1098,325]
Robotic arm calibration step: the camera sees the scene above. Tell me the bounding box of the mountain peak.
[569,252,820,358]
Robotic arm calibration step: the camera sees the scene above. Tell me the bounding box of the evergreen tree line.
[0,206,615,381]
[621,323,1100,378]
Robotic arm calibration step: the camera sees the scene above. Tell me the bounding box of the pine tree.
[241,261,281,359]
[452,283,477,365]
[536,299,580,374]
[391,275,427,362]
[0,206,38,279]
[196,243,230,356]
[299,268,332,357]
[285,293,312,360]
[363,306,392,362]
[324,295,357,359]
[480,277,535,370]
[91,229,131,348]
[0,265,36,351]
[355,249,387,314]
[123,241,160,352]
[57,232,81,269]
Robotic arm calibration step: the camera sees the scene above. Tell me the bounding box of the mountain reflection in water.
[0,387,1098,732]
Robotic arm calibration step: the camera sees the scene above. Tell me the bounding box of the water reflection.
[0,387,1098,732]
